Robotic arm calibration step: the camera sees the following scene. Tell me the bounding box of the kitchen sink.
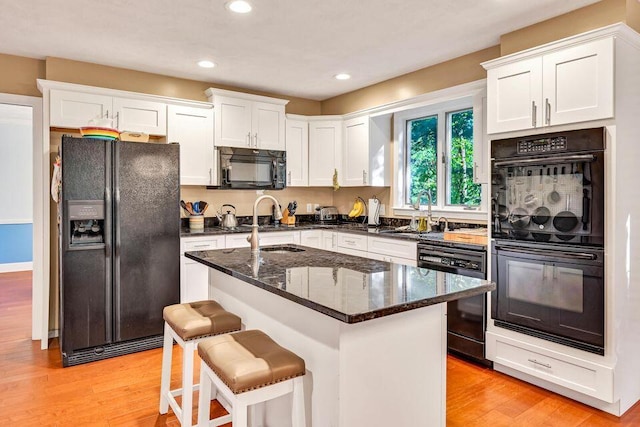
[261,246,306,253]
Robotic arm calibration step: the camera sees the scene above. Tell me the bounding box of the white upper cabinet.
[167,104,215,186]
[308,118,343,187]
[486,58,542,133]
[253,101,286,150]
[484,35,614,134]
[542,38,614,127]
[212,96,253,148]
[50,89,167,135]
[342,114,390,187]
[206,88,288,150]
[50,90,112,128]
[285,116,309,186]
[113,98,167,135]
[343,117,369,187]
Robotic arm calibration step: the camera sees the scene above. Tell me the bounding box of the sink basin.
[261,246,306,254]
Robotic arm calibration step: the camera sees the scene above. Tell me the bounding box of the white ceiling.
[0,0,601,101]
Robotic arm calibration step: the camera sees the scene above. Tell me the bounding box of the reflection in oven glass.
[507,260,583,313]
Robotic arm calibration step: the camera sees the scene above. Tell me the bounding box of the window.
[446,109,480,206]
[394,87,486,218]
[404,103,480,208]
[406,114,438,205]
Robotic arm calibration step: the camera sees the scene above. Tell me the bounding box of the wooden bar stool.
[159,300,242,427]
[197,330,306,427]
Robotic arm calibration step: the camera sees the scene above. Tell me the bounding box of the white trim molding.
[0,93,44,345]
[0,262,33,273]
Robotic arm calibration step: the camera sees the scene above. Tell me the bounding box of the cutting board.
[443,228,488,245]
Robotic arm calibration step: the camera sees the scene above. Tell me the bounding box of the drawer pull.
[528,358,552,369]
[192,244,212,248]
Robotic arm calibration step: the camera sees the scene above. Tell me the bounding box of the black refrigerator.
[58,136,180,367]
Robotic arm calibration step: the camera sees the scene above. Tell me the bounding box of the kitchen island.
[186,245,494,427]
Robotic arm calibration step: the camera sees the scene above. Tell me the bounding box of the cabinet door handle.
[528,358,552,369]
[247,132,251,146]
[531,101,537,127]
[114,112,119,129]
[254,132,258,147]
[545,98,551,125]
[363,170,367,185]
[209,168,213,184]
[105,110,109,119]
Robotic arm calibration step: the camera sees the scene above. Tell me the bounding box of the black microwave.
[213,147,286,190]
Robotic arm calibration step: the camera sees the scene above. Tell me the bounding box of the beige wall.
[320,46,500,115]
[500,0,626,55]
[44,57,321,115]
[180,186,335,219]
[627,0,640,32]
[0,53,45,97]
[331,187,392,218]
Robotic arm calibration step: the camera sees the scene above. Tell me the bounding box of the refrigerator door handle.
[104,141,113,342]
[113,143,122,340]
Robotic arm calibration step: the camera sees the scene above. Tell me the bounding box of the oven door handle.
[495,245,597,261]
[493,154,595,168]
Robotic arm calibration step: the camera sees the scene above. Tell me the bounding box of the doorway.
[0,93,43,341]
[0,103,33,272]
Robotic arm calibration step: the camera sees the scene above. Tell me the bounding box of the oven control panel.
[517,136,567,154]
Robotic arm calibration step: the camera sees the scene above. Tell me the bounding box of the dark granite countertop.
[185,245,495,324]
[181,222,486,250]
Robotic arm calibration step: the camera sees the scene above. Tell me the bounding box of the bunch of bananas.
[348,198,366,218]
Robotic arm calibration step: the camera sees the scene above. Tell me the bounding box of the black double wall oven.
[490,128,605,355]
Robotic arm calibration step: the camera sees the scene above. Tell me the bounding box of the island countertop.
[185,244,495,324]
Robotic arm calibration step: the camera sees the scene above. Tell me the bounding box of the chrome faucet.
[247,195,283,253]
[412,189,437,232]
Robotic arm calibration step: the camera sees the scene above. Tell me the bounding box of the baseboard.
[0,262,33,273]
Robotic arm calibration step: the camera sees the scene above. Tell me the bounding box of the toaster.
[315,206,339,223]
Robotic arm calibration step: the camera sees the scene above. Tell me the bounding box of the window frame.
[392,86,488,221]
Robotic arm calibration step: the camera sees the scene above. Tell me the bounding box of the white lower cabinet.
[321,231,338,252]
[487,332,614,402]
[225,233,251,248]
[300,230,322,249]
[260,231,301,246]
[367,236,417,266]
[366,251,416,267]
[180,236,225,303]
[336,232,368,256]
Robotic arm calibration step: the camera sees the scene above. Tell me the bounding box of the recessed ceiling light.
[334,73,351,80]
[226,0,252,13]
[198,60,216,68]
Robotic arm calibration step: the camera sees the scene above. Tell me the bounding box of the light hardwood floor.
[2,271,639,426]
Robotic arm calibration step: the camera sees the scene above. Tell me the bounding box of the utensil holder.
[189,215,204,231]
